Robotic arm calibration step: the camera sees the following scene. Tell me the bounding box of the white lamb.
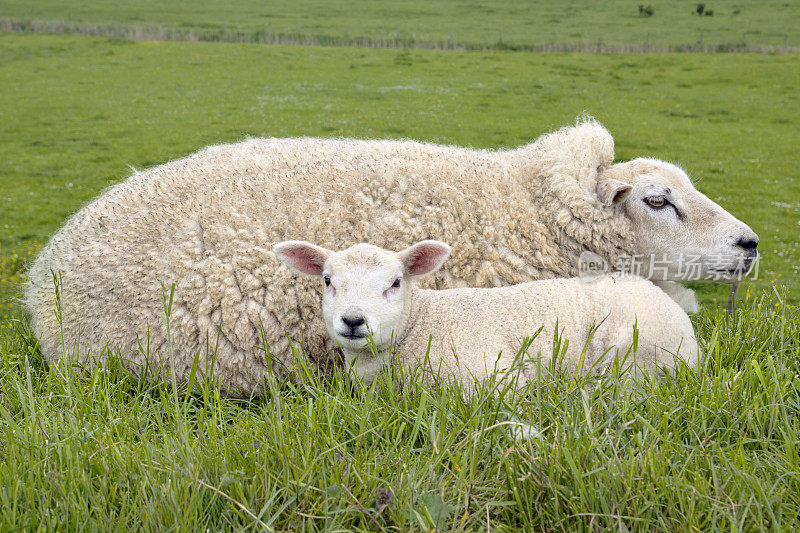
[274,240,700,386]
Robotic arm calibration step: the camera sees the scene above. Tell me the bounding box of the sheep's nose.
[735,236,758,252]
[341,314,366,329]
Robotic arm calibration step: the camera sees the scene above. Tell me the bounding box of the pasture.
[1,0,799,50]
[1,34,799,315]
[0,30,799,530]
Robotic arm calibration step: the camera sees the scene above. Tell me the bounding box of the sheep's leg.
[653,280,699,314]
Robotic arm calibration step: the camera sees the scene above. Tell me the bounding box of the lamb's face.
[274,240,451,373]
[597,158,758,281]
[321,244,409,355]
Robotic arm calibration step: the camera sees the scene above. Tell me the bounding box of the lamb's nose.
[341,314,365,329]
[735,236,758,251]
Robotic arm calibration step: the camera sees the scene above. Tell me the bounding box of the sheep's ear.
[596,179,632,206]
[273,241,332,276]
[397,240,451,277]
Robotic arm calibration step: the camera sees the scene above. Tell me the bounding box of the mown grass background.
[1,34,799,317]
[1,2,799,529]
[2,0,799,49]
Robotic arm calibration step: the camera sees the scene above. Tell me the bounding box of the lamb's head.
[274,240,451,375]
[596,158,758,281]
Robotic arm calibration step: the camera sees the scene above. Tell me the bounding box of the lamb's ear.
[596,179,632,206]
[273,241,332,276]
[397,240,452,277]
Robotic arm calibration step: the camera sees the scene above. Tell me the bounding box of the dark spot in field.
[103,38,133,46]
[394,51,412,66]
[181,22,221,29]
[677,83,692,88]
[662,110,699,119]
[387,127,405,135]
[551,64,591,77]
[374,487,394,516]
[772,118,792,125]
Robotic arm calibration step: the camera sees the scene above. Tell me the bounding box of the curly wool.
[26,120,635,393]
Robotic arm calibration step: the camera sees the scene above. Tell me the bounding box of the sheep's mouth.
[708,253,757,278]
[708,264,753,278]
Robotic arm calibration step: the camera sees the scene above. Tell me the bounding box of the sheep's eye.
[644,196,667,209]
[323,275,331,286]
[391,278,401,288]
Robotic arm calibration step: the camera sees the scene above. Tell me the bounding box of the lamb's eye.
[645,196,667,209]
[391,278,401,288]
[323,275,331,286]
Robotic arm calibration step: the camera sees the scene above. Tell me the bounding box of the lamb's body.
[398,276,699,385]
[275,241,699,387]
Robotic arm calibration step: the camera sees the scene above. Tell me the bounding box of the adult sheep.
[26,120,757,393]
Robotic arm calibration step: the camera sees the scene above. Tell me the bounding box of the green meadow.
[1,301,798,531]
[0,29,799,531]
[2,0,799,49]
[1,34,798,316]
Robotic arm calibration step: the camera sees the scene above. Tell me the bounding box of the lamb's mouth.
[338,331,368,340]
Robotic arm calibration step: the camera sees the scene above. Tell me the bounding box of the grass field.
[1,33,799,315]
[1,288,799,530]
[1,0,799,50]
[1,30,799,530]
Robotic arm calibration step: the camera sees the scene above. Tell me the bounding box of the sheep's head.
[274,240,451,379]
[596,158,758,281]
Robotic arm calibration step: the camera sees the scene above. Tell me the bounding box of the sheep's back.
[25,137,516,390]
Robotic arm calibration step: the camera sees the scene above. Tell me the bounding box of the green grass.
[1,0,799,49]
[1,33,798,316]
[1,291,798,530]
[0,32,798,529]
